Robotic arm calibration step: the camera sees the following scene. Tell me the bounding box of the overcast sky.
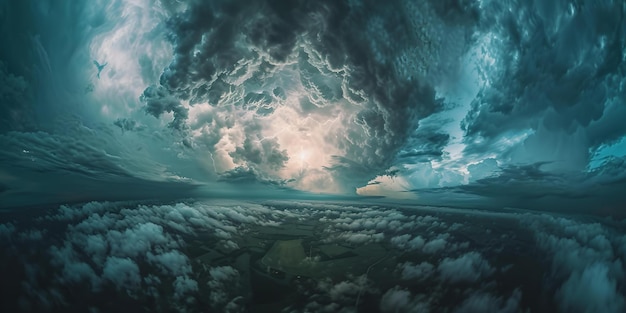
[1,0,625,214]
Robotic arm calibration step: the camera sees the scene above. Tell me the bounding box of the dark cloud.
[145,0,472,190]
[141,85,188,131]
[218,166,291,187]
[460,162,567,199]
[0,129,199,209]
[453,289,522,313]
[438,251,494,283]
[397,128,451,163]
[0,131,133,179]
[230,137,289,171]
[2,0,623,206]
[461,0,626,165]
[113,118,145,134]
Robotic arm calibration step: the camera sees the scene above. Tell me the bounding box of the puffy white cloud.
[557,263,625,313]
[106,222,172,258]
[525,214,626,313]
[0,222,16,239]
[328,280,362,302]
[438,252,494,283]
[398,262,435,281]
[82,234,108,265]
[173,276,199,299]
[292,275,375,313]
[208,266,241,310]
[379,286,430,313]
[17,229,45,241]
[454,289,522,313]
[49,242,101,290]
[391,234,425,251]
[422,237,448,254]
[147,250,192,276]
[102,256,141,291]
[6,198,625,313]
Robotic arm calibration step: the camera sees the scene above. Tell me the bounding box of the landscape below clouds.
[1,200,625,312]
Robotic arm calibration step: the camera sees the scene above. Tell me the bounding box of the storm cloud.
[0,0,625,211]
[140,0,471,192]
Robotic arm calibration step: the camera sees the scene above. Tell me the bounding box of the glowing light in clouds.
[10,0,618,207]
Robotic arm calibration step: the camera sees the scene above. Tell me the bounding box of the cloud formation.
[525,213,626,313]
[134,0,480,193]
[2,200,626,312]
[1,0,625,217]
[0,128,200,208]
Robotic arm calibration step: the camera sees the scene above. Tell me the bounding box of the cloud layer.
[2,200,624,312]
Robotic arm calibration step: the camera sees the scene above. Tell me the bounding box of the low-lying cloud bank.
[1,0,623,208]
[0,200,624,312]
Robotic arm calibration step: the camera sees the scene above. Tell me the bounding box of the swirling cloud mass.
[1,0,625,213]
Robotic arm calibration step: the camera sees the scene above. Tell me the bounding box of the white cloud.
[525,214,626,313]
[295,275,375,313]
[173,275,199,299]
[82,234,108,266]
[17,229,45,241]
[102,256,141,291]
[208,266,241,310]
[438,251,494,283]
[49,242,101,290]
[379,286,430,313]
[454,289,522,313]
[147,250,192,276]
[398,261,435,281]
[209,266,240,283]
[0,222,16,239]
[106,222,172,258]
[13,199,626,313]
[422,237,447,254]
[557,263,625,313]
[328,280,361,302]
[53,202,111,222]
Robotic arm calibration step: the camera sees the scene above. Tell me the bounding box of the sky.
[1,0,625,214]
